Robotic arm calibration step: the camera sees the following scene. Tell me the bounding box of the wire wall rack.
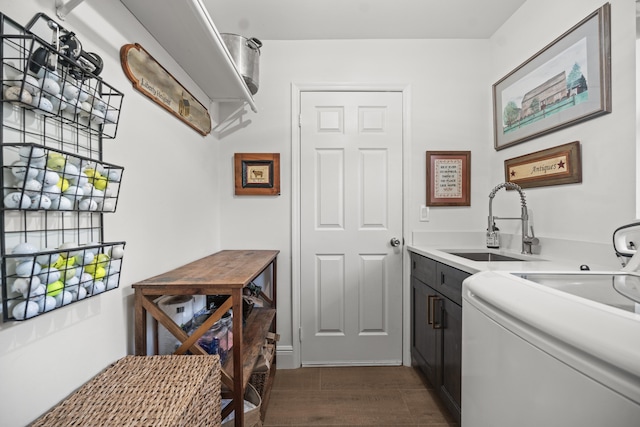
[0,13,126,321]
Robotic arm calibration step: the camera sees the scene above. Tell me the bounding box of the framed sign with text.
[121,43,212,135]
[504,141,581,189]
[426,151,471,206]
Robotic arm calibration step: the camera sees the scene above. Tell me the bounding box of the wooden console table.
[133,249,279,427]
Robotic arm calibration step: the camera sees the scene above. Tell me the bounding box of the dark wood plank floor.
[263,366,459,426]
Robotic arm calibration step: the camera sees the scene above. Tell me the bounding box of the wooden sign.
[120,43,212,135]
[504,141,581,189]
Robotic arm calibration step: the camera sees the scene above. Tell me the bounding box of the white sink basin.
[512,272,640,313]
[445,250,530,262]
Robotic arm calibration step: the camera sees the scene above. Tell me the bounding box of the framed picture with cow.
[492,3,611,150]
[234,153,281,195]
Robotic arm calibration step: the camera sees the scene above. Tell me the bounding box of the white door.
[299,91,403,365]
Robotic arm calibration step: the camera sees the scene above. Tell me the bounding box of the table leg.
[134,290,147,355]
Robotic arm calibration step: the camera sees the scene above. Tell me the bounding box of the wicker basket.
[30,355,221,427]
[249,332,278,396]
[221,383,262,427]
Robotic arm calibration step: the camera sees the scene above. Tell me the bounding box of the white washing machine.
[461,223,640,427]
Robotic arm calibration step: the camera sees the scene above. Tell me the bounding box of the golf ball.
[14,74,40,95]
[11,160,39,181]
[50,195,73,210]
[62,82,80,100]
[12,300,39,320]
[48,94,67,112]
[42,185,61,201]
[38,295,57,312]
[33,97,54,115]
[63,185,84,201]
[4,85,32,105]
[15,260,41,277]
[54,290,73,307]
[78,198,98,211]
[29,194,52,210]
[92,96,107,112]
[11,242,38,260]
[18,146,46,165]
[4,192,31,209]
[105,109,118,124]
[11,276,41,294]
[109,245,125,260]
[24,283,46,301]
[39,77,60,96]
[38,267,61,284]
[92,280,105,295]
[35,250,60,267]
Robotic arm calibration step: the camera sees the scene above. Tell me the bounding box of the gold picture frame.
[234,153,281,196]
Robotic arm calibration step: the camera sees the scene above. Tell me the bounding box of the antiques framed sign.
[234,153,281,195]
[426,151,471,206]
[492,3,611,150]
[504,141,582,189]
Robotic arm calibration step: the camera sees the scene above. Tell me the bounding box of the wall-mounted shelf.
[120,0,257,113]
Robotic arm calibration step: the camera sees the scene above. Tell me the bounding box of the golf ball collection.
[1,29,126,323]
[5,242,125,320]
[3,146,123,212]
[3,68,120,129]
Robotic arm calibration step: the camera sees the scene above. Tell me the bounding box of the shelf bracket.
[55,0,85,20]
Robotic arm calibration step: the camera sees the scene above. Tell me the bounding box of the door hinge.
[298,114,302,128]
[298,327,302,342]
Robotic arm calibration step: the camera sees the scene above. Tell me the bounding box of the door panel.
[300,91,403,365]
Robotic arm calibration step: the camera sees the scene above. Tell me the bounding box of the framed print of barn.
[492,3,611,150]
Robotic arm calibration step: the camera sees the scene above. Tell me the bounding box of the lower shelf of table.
[222,307,276,390]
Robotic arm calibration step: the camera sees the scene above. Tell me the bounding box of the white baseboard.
[275,345,297,369]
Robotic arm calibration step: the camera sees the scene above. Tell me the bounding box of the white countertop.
[407,245,596,275]
[407,230,620,274]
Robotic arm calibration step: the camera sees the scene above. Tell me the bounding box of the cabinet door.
[440,297,462,423]
[411,253,437,285]
[411,277,439,386]
[436,262,469,306]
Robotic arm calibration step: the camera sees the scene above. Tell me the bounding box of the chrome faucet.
[487,182,539,254]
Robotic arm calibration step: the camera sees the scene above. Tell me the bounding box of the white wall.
[218,0,638,368]
[0,1,222,426]
[0,0,636,424]
[488,0,637,248]
[216,38,492,365]
[637,11,640,219]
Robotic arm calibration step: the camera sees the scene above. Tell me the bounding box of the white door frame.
[289,82,413,368]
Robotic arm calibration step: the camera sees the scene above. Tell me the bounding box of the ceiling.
[204,0,527,40]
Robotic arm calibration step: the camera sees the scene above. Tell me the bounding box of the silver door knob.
[390,237,401,247]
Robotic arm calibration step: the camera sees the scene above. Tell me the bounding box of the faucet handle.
[524,226,540,246]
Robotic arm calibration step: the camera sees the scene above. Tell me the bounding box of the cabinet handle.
[432,297,443,330]
[427,295,442,329]
[427,295,436,325]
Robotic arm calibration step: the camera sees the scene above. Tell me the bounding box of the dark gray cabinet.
[410,252,467,424]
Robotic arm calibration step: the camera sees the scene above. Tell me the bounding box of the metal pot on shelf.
[220,33,262,95]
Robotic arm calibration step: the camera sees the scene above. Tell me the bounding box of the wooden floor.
[262,366,459,427]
